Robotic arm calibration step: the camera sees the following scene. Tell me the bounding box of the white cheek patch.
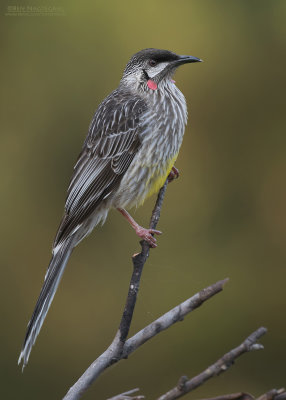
[147,62,169,78]
[124,71,142,86]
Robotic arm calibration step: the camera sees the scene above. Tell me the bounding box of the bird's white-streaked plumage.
[18,48,201,368]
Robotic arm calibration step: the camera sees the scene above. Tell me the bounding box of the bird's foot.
[168,166,179,182]
[117,208,162,248]
[135,226,162,248]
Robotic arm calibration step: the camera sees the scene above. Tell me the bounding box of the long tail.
[18,237,74,369]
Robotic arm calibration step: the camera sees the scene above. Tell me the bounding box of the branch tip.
[221,277,230,287]
[245,327,267,349]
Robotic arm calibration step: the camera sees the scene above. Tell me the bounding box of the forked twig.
[157,327,267,400]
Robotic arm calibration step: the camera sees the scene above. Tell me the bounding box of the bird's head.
[121,48,202,92]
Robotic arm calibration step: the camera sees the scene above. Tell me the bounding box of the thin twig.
[200,392,255,400]
[157,327,267,400]
[122,278,228,358]
[195,393,253,400]
[108,387,286,400]
[194,388,286,400]
[118,179,169,344]
[107,388,145,400]
[257,388,286,400]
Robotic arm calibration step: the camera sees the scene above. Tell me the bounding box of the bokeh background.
[1,0,286,399]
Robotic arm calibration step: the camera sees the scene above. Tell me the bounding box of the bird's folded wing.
[54,91,147,246]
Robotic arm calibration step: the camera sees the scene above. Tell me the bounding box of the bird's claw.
[135,227,162,248]
[168,166,179,182]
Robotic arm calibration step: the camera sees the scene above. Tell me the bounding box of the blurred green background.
[1,0,286,399]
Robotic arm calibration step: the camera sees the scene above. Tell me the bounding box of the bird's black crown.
[124,48,180,75]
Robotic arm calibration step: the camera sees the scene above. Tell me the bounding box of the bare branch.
[194,388,286,400]
[106,386,286,400]
[63,278,227,399]
[157,327,267,400]
[107,388,145,400]
[122,278,228,357]
[118,179,169,345]
[195,394,254,400]
[257,388,286,400]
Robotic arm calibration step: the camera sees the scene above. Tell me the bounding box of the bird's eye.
[149,59,157,67]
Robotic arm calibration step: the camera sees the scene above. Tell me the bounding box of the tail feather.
[18,238,74,369]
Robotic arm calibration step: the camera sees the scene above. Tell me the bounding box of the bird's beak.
[156,54,202,84]
[174,55,203,66]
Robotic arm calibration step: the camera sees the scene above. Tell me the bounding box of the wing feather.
[54,90,146,246]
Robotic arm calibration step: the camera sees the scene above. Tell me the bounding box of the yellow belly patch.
[143,154,178,204]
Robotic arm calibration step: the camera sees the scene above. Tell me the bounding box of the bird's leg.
[117,208,162,248]
[168,166,179,182]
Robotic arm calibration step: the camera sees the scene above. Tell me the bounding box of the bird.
[18,48,202,369]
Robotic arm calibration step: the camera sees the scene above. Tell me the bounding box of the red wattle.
[147,80,157,90]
